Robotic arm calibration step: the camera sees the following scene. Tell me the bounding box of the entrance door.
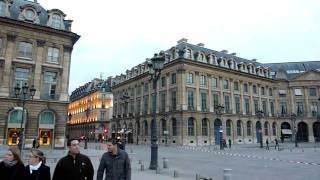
[256,121,262,143]
[297,122,308,142]
[313,122,320,142]
[214,119,222,145]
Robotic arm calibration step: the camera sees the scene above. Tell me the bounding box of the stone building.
[111,38,320,146]
[0,0,79,148]
[67,78,113,141]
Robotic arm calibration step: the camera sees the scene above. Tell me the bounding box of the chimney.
[251,59,257,62]
[177,38,188,44]
[197,43,204,47]
[230,52,236,56]
[221,50,228,54]
[34,0,38,3]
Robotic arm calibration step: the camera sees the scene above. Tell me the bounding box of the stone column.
[0,33,16,96]
[177,68,186,110]
[304,87,310,117]
[239,81,244,115]
[219,77,224,107]
[165,73,170,112]
[208,75,213,112]
[249,83,254,115]
[230,79,235,114]
[33,40,45,99]
[195,72,200,111]
[59,45,72,101]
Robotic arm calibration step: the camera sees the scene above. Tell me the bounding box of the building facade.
[111,39,320,146]
[0,0,79,148]
[67,78,113,141]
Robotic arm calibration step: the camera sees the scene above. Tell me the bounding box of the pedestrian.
[266,139,269,150]
[117,137,125,150]
[32,138,37,149]
[52,138,94,180]
[25,149,50,180]
[228,139,232,149]
[97,138,131,180]
[0,147,25,180]
[275,138,279,150]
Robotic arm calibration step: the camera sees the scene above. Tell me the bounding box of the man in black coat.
[97,138,131,180]
[52,138,94,180]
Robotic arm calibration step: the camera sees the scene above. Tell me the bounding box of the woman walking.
[25,148,50,180]
[0,147,25,180]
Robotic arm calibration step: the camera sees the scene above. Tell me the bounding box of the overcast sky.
[38,0,320,93]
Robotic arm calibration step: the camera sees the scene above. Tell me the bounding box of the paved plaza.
[1,142,320,180]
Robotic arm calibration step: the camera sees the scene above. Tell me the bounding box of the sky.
[37,0,320,93]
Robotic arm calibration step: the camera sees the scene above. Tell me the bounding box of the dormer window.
[0,2,5,16]
[25,9,35,21]
[52,14,61,29]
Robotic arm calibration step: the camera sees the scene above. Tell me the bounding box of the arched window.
[9,109,23,124]
[40,111,54,124]
[186,49,192,59]
[52,14,61,29]
[272,122,277,136]
[264,122,269,136]
[202,119,208,136]
[247,121,252,136]
[144,121,148,136]
[172,118,177,136]
[188,118,194,136]
[226,120,231,136]
[161,119,166,135]
[237,120,242,136]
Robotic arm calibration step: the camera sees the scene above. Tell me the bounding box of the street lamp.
[215,104,224,150]
[291,113,298,147]
[317,97,320,143]
[256,110,264,148]
[14,83,36,154]
[148,52,165,170]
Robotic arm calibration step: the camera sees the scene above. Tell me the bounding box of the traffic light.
[104,129,108,133]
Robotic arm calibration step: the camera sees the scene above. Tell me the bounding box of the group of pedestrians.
[1,137,131,180]
[265,138,280,150]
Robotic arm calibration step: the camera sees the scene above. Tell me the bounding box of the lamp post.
[214,104,224,150]
[291,113,298,147]
[317,97,320,143]
[256,110,264,148]
[14,83,36,154]
[148,52,165,170]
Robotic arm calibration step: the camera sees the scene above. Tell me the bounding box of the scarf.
[29,161,42,174]
[3,159,18,167]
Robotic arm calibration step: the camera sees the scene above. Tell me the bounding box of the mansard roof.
[70,78,112,102]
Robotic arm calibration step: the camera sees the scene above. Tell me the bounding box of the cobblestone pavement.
[1,142,320,180]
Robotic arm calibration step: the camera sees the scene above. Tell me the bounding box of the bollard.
[223,168,232,180]
[173,170,179,178]
[156,167,161,174]
[163,157,168,168]
[140,164,144,171]
[196,174,200,180]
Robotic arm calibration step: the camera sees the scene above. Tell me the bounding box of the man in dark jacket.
[52,138,94,180]
[97,138,131,180]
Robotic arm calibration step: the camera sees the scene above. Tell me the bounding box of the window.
[213,93,219,108]
[234,81,239,91]
[9,109,23,124]
[243,83,248,93]
[224,95,230,113]
[280,102,287,116]
[261,87,265,95]
[272,122,277,136]
[269,88,273,96]
[160,93,166,112]
[262,101,267,115]
[130,101,134,113]
[0,38,2,53]
[311,102,318,117]
[136,99,141,113]
[201,92,207,111]
[18,42,32,59]
[212,77,218,88]
[144,121,148,136]
[188,118,194,136]
[186,49,192,59]
[247,121,252,136]
[202,119,208,136]
[161,119,166,135]
[144,83,148,93]
[171,91,177,110]
[40,111,54,124]
[235,96,240,113]
[270,101,275,116]
[254,99,259,113]
[226,120,231,136]
[172,118,177,136]
[264,122,269,136]
[223,80,229,89]
[294,89,302,96]
[187,90,194,109]
[161,77,166,87]
[200,75,206,86]
[143,96,148,113]
[25,9,35,21]
[253,85,257,94]
[187,73,193,84]
[309,88,316,96]
[43,72,57,99]
[245,98,250,114]
[237,120,242,136]
[0,2,5,16]
[171,73,176,84]
[296,102,304,116]
[52,14,61,29]
[47,47,60,63]
[137,85,141,95]
[14,68,29,95]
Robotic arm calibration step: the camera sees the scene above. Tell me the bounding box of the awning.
[281,129,292,135]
